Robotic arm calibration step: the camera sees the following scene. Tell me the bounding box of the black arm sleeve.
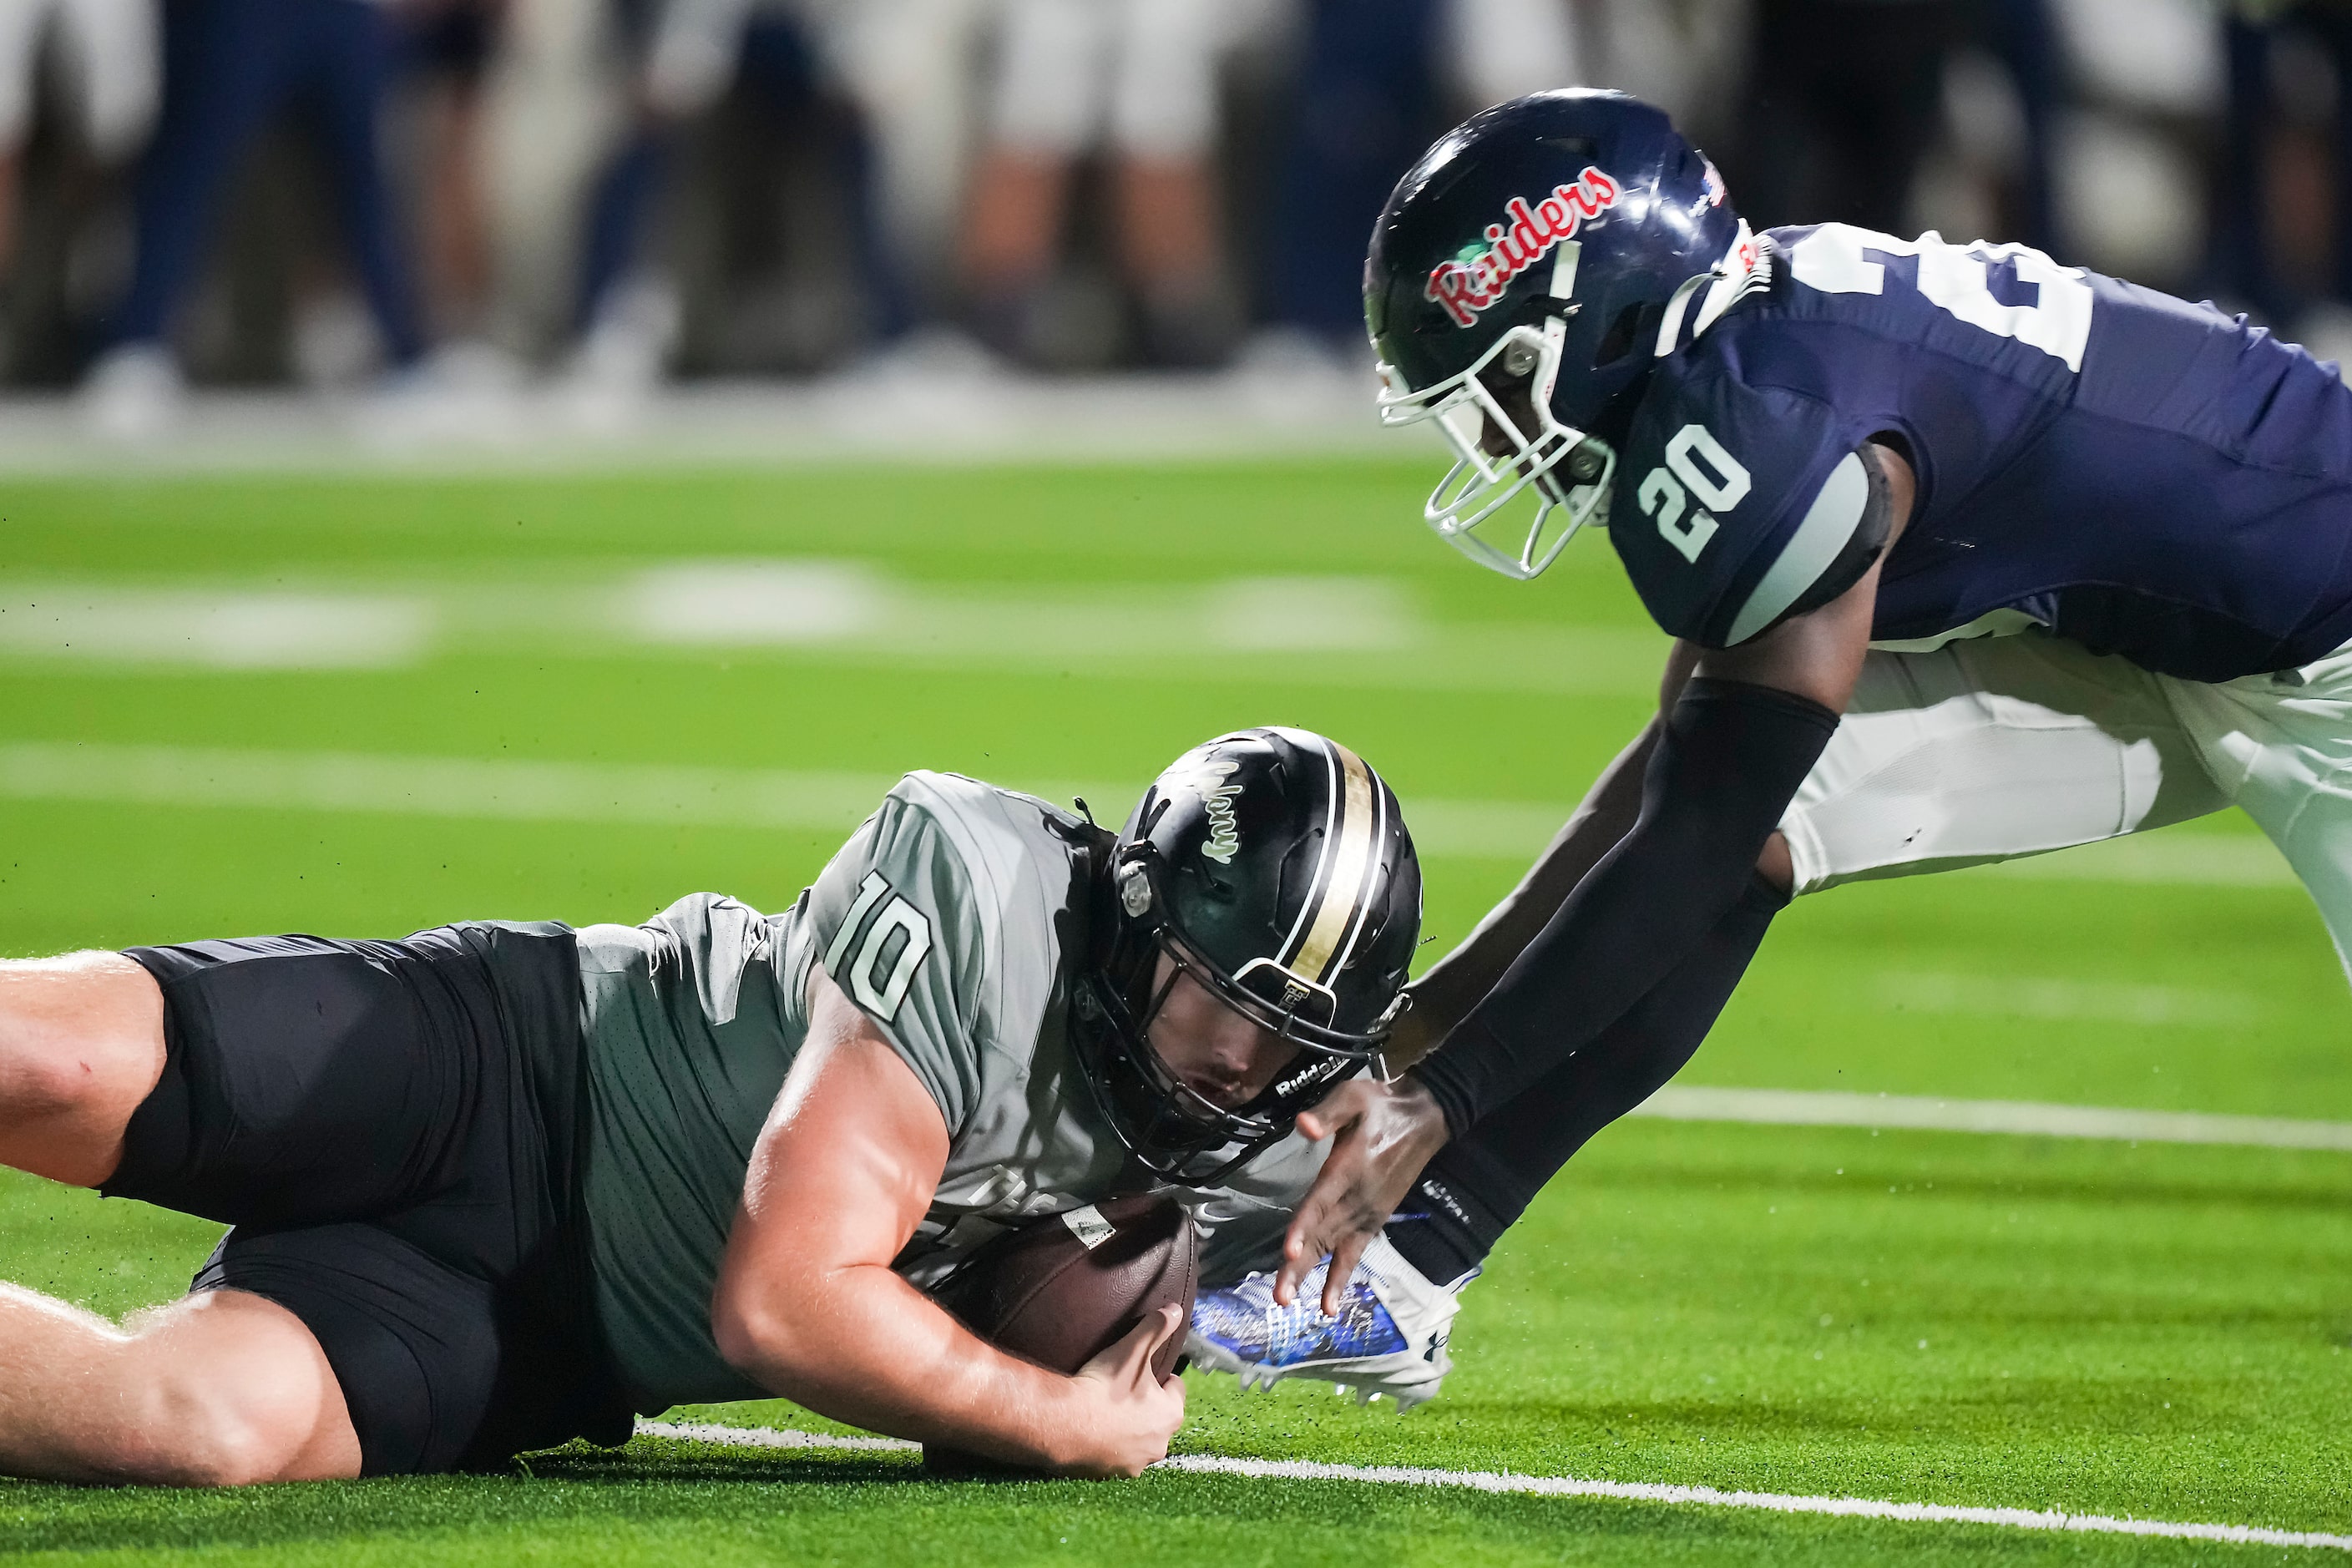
[1412,677,1840,1136]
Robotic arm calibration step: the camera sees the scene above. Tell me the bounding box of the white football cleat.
[1186,1234,1473,1411]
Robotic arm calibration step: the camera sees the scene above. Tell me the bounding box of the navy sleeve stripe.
[1725,451,1869,643]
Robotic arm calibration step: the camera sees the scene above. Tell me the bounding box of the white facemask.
[1374,220,1763,580]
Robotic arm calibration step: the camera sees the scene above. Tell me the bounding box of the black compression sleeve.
[1383,871,1787,1285]
[1413,677,1839,1136]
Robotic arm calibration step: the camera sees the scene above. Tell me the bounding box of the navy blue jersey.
[1606,223,2352,680]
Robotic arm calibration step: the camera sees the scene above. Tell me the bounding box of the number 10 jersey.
[1606,224,2352,682]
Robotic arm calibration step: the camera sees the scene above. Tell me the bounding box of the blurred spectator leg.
[962,149,1068,348]
[2316,6,2352,345]
[307,0,427,373]
[559,123,678,413]
[962,0,1104,363]
[1109,0,1235,367]
[735,15,912,352]
[401,0,503,354]
[85,0,292,436]
[835,89,912,344]
[1117,156,1228,364]
[1977,0,2059,252]
[2212,13,2288,321]
[824,0,989,325]
[28,0,159,382]
[1261,0,1439,349]
[0,0,46,298]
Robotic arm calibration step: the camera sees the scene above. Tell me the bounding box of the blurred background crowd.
[3,0,2346,437]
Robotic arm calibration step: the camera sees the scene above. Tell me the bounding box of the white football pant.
[1782,628,2352,979]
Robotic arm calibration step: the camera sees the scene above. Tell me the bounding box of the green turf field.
[1,462,2346,1563]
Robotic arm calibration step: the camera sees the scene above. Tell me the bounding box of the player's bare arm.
[713,965,1183,1477]
[1276,442,1912,1311]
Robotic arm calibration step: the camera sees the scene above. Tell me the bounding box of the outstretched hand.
[1276,1076,1451,1315]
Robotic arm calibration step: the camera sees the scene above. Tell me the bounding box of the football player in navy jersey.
[1184,87,2352,1406]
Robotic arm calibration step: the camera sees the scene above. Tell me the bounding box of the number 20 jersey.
[1607,224,2352,682]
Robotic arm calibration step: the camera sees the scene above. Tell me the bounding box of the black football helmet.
[1365,89,1759,579]
[1072,727,1422,1186]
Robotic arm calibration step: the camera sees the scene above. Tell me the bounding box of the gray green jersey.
[570,770,1318,1414]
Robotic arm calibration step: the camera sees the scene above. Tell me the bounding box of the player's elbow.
[710,1270,823,1388]
[710,1282,787,1376]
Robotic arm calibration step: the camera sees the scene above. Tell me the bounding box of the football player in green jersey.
[0,728,1419,1484]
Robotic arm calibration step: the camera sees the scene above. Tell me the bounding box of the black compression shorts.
[110,924,632,1475]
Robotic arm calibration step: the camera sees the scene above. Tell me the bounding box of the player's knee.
[123,1359,328,1486]
[1756,832,1794,896]
[0,953,161,1120]
[110,1299,350,1486]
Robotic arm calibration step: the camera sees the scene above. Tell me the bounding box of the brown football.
[923,1191,1198,1474]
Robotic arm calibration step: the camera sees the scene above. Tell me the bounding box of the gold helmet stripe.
[1271,731,1342,965]
[1291,739,1379,985]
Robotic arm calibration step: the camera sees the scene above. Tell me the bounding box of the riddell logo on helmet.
[1424,166,1621,327]
[1274,1057,1340,1099]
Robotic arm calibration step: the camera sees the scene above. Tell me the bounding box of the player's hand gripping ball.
[925,1191,1198,1474]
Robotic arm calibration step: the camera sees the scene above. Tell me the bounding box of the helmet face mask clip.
[1378,314,1616,580]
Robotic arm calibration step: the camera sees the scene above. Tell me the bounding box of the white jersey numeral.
[824,870,935,1023]
[1641,421,1752,563]
[1788,224,2093,372]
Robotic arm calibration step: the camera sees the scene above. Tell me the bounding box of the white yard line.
[639,1420,915,1454]
[631,1421,2352,1552]
[1631,1085,2352,1151]
[0,739,2300,881]
[0,741,919,834]
[0,573,1667,695]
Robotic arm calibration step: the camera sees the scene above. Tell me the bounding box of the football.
[923,1191,1199,1473]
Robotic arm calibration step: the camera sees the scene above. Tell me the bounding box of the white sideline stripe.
[630,1421,2352,1553]
[1633,1085,2352,1152]
[639,1420,915,1453]
[0,740,2303,880]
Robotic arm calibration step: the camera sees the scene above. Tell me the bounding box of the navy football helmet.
[1366,90,1759,579]
[1072,727,1421,1186]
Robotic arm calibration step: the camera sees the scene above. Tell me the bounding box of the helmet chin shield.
[1377,316,1616,580]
